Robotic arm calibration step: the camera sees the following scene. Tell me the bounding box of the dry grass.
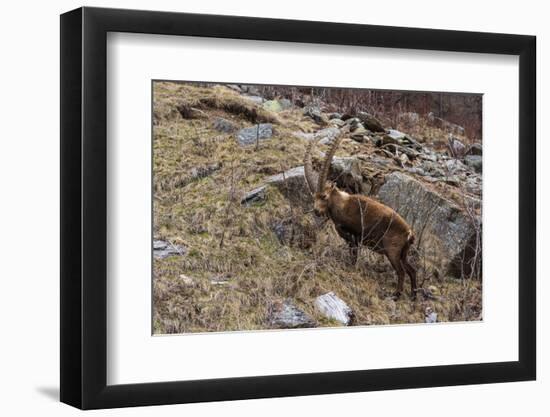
[152,81,482,334]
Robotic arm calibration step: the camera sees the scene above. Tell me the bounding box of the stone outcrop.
[377,172,481,278]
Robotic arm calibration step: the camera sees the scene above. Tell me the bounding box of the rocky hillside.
[152,81,482,334]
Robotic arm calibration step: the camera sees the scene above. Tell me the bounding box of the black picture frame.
[60,6,536,410]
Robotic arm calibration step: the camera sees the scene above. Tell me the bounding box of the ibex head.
[304,135,344,217]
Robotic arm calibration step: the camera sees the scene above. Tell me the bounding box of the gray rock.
[241,186,267,205]
[263,100,283,112]
[377,172,481,278]
[265,166,312,207]
[386,129,408,141]
[292,131,316,141]
[268,300,316,328]
[315,127,341,145]
[212,117,237,133]
[266,166,306,185]
[328,112,343,120]
[465,176,482,197]
[420,152,438,162]
[350,123,367,134]
[357,111,385,132]
[303,106,327,124]
[271,222,289,244]
[153,240,187,259]
[315,292,354,325]
[406,167,427,176]
[278,98,292,110]
[444,159,468,175]
[344,117,361,128]
[419,161,446,178]
[464,155,482,173]
[262,156,363,206]
[441,175,462,187]
[386,129,423,150]
[241,95,264,105]
[329,118,345,127]
[330,157,365,193]
[240,85,261,96]
[467,143,482,156]
[448,136,466,158]
[226,84,242,93]
[350,132,370,143]
[425,307,437,323]
[236,123,273,146]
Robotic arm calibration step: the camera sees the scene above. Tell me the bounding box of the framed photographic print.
[60,6,536,410]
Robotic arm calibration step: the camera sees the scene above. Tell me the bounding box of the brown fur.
[305,137,417,299]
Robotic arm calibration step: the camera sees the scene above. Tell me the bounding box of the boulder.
[419,151,438,162]
[384,129,423,151]
[212,117,237,133]
[266,166,312,207]
[241,186,267,205]
[467,143,482,156]
[268,300,316,328]
[236,123,273,146]
[357,111,385,132]
[386,129,408,141]
[226,84,242,93]
[241,95,264,105]
[443,159,468,175]
[240,85,261,96]
[418,160,446,178]
[153,240,187,259]
[315,292,354,325]
[344,117,361,129]
[377,172,481,278]
[330,157,365,194]
[292,131,315,141]
[464,155,482,173]
[278,98,293,110]
[315,127,341,144]
[260,156,364,206]
[465,175,482,197]
[425,307,437,323]
[447,136,466,158]
[303,106,328,125]
[262,100,283,112]
[329,118,345,127]
[266,166,307,186]
[350,132,370,143]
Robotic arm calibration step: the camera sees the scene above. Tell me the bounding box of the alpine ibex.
[304,136,417,299]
